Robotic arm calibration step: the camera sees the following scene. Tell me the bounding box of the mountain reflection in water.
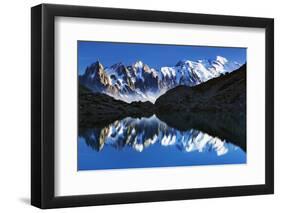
[78,115,246,170]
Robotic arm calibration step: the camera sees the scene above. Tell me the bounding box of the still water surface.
[78,115,246,170]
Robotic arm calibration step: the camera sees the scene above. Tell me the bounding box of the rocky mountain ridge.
[79,56,242,103]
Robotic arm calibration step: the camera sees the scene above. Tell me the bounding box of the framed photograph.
[31,4,274,209]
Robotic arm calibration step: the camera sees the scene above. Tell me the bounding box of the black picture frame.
[31,3,274,209]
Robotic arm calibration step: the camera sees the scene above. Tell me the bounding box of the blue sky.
[78,41,246,75]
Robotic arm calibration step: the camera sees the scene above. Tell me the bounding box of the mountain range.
[79,56,242,103]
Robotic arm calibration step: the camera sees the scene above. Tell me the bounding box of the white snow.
[216,56,228,65]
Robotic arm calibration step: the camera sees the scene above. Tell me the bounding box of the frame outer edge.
[31,4,43,208]
[42,4,56,208]
[31,3,275,209]
[265,19,274,193]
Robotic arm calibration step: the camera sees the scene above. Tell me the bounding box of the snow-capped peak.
[134,60,144,68]
[110,62,124,69]
[216,56,228,65]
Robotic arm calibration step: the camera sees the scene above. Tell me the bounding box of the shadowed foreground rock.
[79,85,154,128]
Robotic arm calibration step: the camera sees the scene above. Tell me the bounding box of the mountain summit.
[79,56,242,103]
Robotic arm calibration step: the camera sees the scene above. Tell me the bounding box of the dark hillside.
[79,85,154,128]
[155,64,246,114]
